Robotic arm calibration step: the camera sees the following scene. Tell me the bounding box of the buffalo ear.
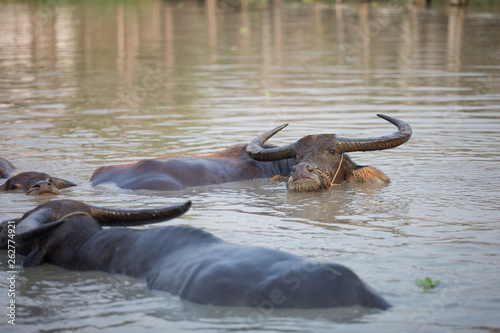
[17,219,65,243]
[50,177,77,189]
[270,174,289,183]
[349,166,390,183]
[23,241,48,268]
[21,218,67,268]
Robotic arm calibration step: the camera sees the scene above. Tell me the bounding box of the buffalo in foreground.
[90,114,411,192]
[1,199,390,310]
[0,171,76,195]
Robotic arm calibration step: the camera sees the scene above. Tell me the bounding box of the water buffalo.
[0,158,15,178]
[0,172,76,195]
[90,114,410,192]
[90,144,293,191]
[247,114,411,192]
[1,199,390,310]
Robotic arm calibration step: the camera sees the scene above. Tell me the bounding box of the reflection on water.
[1,0,500,332]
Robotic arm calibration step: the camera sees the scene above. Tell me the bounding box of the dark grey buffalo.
[90,114,411,192]
[1,199,390,309]
[0,158,15,179]
[1,171,76,195]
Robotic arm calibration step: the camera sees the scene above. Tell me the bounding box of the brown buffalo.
[247,114,412,192]
[90,146,293,191]
[90,114,411,192]
[0,172,76,195]
[0,158,15,179]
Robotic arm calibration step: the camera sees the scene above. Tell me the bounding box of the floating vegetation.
[416,277,440,290]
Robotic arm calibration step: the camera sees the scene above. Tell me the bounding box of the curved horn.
[335,114,412,153]
[16,209,65,242]
[89,201,192,226]
[246,124,296,161]
[50,177,77,189]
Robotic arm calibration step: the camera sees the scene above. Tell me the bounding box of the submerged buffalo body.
[90,145,292,191]
[1,200,389,310]
[0,158,15,179]
[0,171,76,195]
[90,114,411,192]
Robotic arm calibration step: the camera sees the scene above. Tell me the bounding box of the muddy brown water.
[0,1,499,332]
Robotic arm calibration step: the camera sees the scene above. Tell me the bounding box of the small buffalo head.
[247,114,412,192]
[0,199,192,260]
[0,172,76,195]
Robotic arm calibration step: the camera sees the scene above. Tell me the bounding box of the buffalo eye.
[329,149,337,155]
[9,184,21,190]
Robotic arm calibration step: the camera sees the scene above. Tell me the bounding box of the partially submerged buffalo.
[1,199,390,309]
[0,171,76,195]
[90,114,411,192]
[0,158,15,179]
[247,114,412,192]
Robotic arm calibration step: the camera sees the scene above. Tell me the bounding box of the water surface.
[0,0,499,332]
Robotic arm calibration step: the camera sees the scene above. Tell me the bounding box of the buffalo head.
[0,172,76,195]
[247,114,412,192]
[0,199,191,259]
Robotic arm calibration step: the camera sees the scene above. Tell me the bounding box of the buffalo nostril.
[31,181,52,191]
[306,164,317,172]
